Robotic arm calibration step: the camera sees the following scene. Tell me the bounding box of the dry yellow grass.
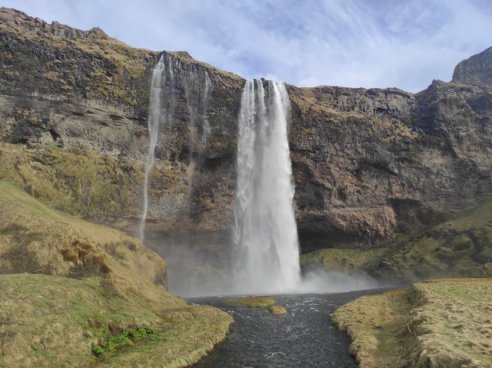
[332,279,492,368]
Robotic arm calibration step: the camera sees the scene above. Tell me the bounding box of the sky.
[1,0,492,92]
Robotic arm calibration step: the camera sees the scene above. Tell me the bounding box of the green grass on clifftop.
[332,279,492,368]
[0,180,232,368]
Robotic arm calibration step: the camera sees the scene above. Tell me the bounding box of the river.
[190,289,382,367]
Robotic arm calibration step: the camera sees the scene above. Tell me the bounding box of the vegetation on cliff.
[0,181,232,368]
[301,196,492,282]
[377,197,492,281]
[332,279,492,368]
[301,247,388,273]
[0,142,141,220]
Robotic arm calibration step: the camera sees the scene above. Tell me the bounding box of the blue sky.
[2,0,491,92]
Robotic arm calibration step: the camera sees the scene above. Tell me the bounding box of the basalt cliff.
[1,7,491,259]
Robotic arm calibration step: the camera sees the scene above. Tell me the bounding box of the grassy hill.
[0,180,232,368]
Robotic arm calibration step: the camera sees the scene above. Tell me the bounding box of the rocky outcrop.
[1,7,491,254]
[453,46,492,86]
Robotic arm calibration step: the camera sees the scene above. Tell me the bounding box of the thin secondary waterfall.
[138,54,210,242]
[138,56,165,240]
[233,79,301,294]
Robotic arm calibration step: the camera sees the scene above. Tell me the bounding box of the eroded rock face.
[288,81,492,249]
[1,7,491,252]
[453,47,492,87]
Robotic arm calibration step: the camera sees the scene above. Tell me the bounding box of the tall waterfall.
[138,56,165,240]
[233,79,301,294]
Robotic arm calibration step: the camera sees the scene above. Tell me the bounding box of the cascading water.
[137,60,377,297]
[233,79,301,294]
[202,72,212,144]
[138,56,165,240]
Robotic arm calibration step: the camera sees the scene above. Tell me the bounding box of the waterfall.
[138,55,165,240]
[202,72,212,144]
[138,53,212,241]
[233,79,301,294]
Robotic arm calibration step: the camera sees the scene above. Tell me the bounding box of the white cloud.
[1,0,491,91]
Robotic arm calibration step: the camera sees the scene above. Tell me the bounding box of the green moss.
[228,296,287,316]
[378,198,492,281]
[228,296,277,308]
[301,247,389,273]
[92,326,157,356]
[0,142,141,219]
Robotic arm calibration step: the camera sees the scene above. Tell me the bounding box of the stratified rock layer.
[1,7,491,253]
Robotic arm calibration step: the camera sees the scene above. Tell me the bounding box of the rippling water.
[190,289,382,368]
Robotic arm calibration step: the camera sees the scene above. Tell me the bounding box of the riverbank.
[332,279,492,368]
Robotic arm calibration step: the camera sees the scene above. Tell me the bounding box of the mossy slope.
[378,198,492,281]
[0,180,232,367]
[0,142,142,220]
[301,247,388,273]
[301,197,492,282]
[332,279,492,368]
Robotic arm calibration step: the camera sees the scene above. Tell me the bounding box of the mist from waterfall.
[233,79,301,294]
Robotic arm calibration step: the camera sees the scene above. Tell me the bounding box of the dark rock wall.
[288,80,492,250]
[1,7,491,252]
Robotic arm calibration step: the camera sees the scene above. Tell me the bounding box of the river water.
[190,289,382,368]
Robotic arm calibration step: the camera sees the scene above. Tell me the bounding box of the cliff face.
[1,7,491,253]
[289,80,492,250]
[453,46,492,86]
[0,7,243,235]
